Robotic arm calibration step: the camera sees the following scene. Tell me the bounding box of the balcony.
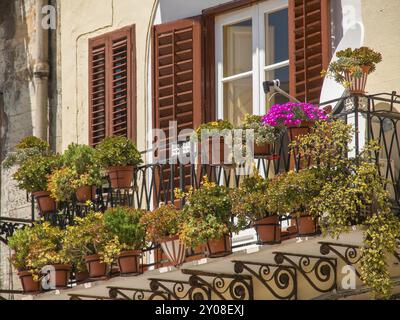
[1,92,400,300]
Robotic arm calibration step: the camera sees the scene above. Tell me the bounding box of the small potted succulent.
[104,207,146,275]
[195,120,234,165]
[140,204,186,266]
[8,223,72,292]
[62,212,120,279]
[322,47,382,94]
[176,177,237,258]
[62,143,101,202]
[13,154,61,214]
[95,136,142,189]
[239,114,282,157]
[231,173,281,244]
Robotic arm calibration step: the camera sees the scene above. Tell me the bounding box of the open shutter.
[89,26,136,146]
[89,38,107,146]
[289,0,331,103]
[153,17,203,157]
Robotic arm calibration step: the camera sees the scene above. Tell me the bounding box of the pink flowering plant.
[262,102,328,128]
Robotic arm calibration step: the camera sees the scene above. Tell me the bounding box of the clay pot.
[344,65,371,95]
[288,121,314,170]
[204,235,232,258]
[84,254,109,279]
[18,271,41,294]
[117,250,141,275]
[107,166,134,189]
[253,143,271,157]
[75,271,90,284]
[253,215,281,245]
[75,185,96,203]
[296,214,318,237]
[51,264,72,289]
[160,236,186,266]
[33,191,57,214]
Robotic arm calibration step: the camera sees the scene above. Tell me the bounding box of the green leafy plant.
[176,177,236,248]
[322,47,382,87]
[3,136,51,169]
[62,143,96,175]
[8,223,67,281]
[239,114,282,146]
[104,207,146,251]
[140,204,183,243]
[61,212,120,267]
[47,167,79,202]
[95,136,142,168]
[13,154,61,193]
[231,172,271,224]
[195,120,234,142]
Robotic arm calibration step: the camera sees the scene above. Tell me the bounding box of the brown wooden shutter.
[89,26,136,146]
[288,0,331,103]
[153,17,203,157]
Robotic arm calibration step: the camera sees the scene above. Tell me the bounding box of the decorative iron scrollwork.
[108,286,169,300]
[69,294,112,300]
[181,269,254,300]
[319,242,362,278]
[233,260,297,300]
[0,218,32,244]
[149,278,210,300]
[273,252,337,294]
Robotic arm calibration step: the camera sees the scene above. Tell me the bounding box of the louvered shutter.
[288,0,331,103]
[89,38,107,146]
[153,17,203,157]
[89,26,136,146]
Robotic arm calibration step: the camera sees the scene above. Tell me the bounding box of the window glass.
[266,66,290,106]
[223,19,253,77]
[265,8,289,65]
[223,76,253,125]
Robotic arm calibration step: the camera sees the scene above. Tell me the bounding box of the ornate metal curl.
[148,278,210,300]
[0,218,32,244]
[181,269,253,300]
[107,286,169,300]
[319,242,362,278]
[274,252,337,294]
[233,260,297,300]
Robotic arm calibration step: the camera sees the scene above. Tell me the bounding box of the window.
[215,0,289,125]
[88,26,136,146]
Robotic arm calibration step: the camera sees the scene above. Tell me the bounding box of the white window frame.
[215,0,289,119]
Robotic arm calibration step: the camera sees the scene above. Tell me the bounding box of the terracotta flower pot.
[288,121,314,170]
[75,185,96,203]
[204,235,232,258]
[344,65,371,95]
[253,215,281,245]
[253,143,271,157]
[296,214,318,237]
[107,166,134,189]
[117,250,141,276]
[33,191,57,214]
[160,236,186,266]
[84,254,109,279]
[18,271,41,294]
[75,271,90,284]
[51,264,72,289]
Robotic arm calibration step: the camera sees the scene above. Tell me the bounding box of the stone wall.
[0,0,37,296]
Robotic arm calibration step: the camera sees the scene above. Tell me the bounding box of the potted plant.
[8,223,72,292]
[62,143,101,202]
[195,120,234,165]
[176,177,237,258]
[231,173,281,244]
[61,212,120,279]
[95,136,142,189]
[239,114,282,157]
[141,204,186,266]
[3,136,51,169]
[13,154,61,214]
[104,207,146,275]
[322,47,382,94]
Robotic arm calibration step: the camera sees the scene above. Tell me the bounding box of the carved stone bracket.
[233,260,297,300]
[319,242,362,278]
[149,278,210,300]
[108,286,169,300]
[273,252,337,294]
[181,269,254,300]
